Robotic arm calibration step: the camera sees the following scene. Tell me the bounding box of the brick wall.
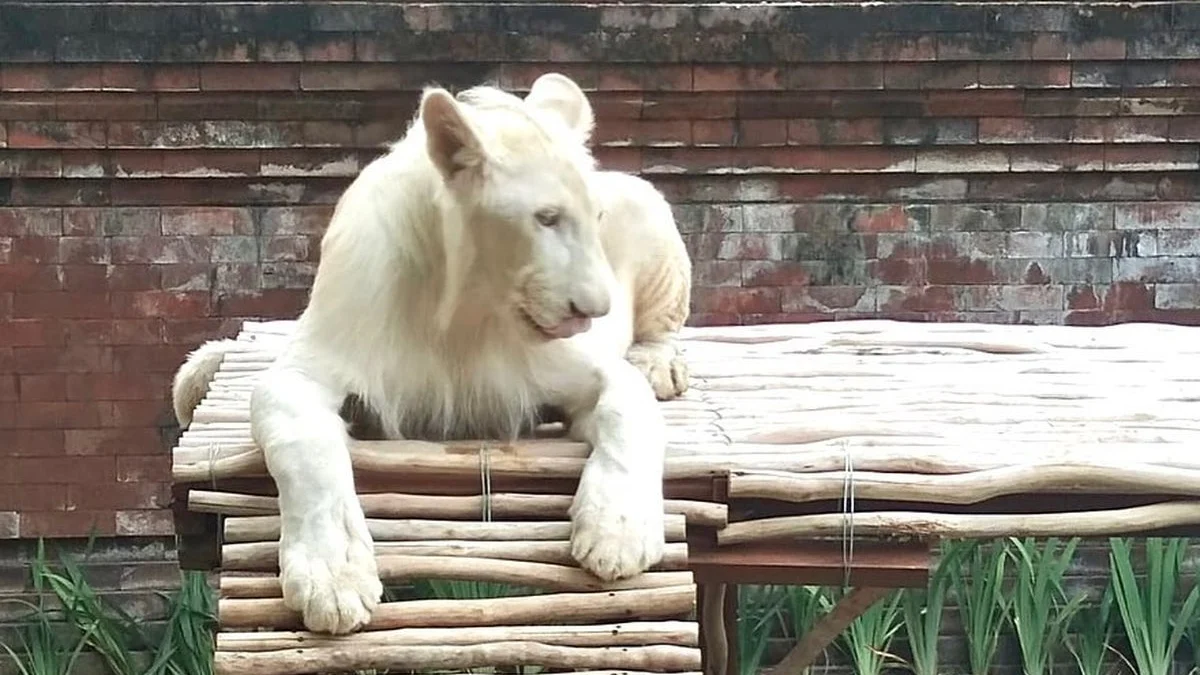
[1,1,1199,540]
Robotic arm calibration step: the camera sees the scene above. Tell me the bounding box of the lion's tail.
[172,339,244,429]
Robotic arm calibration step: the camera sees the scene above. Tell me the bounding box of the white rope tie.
[480,444,493,523]
[840,441,856,590]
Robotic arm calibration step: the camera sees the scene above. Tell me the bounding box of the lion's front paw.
[626,341,689,401]
[279,507,383,635]
[569,477,665,581]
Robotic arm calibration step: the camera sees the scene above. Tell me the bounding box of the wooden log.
[729,464,1200,504]
[216,620,699,651]
[222,514,689,544]
[717,501,1200,544]
[219,585,698,631]
[174,443,1200,484]
[220,555,694,597]
[189,489,728,528]
[223,540,691,571]
[215,642,701,675]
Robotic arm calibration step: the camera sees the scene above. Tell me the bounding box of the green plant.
[1066,580,1116,675]
[781,584,826,645]
[411,579,532,600]
[902,540,970,675]
[1109,537,1200,675]
[949,539,1012,675]
[737,585,788,675]
[1007,537,1087,675]
[30,538,176,675]
[826,588,905,675]
[159,571,217,675]
[0,589,95,675]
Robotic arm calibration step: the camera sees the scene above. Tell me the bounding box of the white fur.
[171,73,692,634]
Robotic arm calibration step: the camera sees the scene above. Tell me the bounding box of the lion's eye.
[535,209,561,228]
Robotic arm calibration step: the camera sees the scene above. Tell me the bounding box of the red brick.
[10,236,59,263]
[928,259,997,285]
[66,373,165,402]
[741,261,811,287]
[978,118,1072,144]
[55,92,155,121]
[0,264,61,293]
[201,64,300,91]
[925,90,1023,117]
[645,92,737,120]
[110,291,211,319]
[0,375,14,402]
[116,455,170,483]
[107,265,161,291]
[2,65,103,92]
[1105,146,1199,171]
[9,401,109,429]
[787,64,883,91]
[17,373,66,401]
[109,319,164,345]
[20,510,116,538]
[111,150,164,177]
[1066,285,1102,310]
[0,484,67,510]
[60,265,108,291]
[878,286,956,312]
[162,317,239,344]
[1,319,64,348]
[693,66,779,91]
[116,509,174,536]
[7,122,105,149]
[161,206,254,236]
[105,401,169,428]
[101,65,199,91]
[162,150,260,177]
[110,237,210,264]
[737,119,786,147]
[14,292,109,319]
[1102,282,1155,312]
[67,483,169,511]
[0,208,62,236]
[108,121,203,148]
[818,147,915,172]
[686,313,740,327]
[65,428,160,456]
[979,63,1071,88]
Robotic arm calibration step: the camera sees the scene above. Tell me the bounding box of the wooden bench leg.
[699,582,739,675]
[765,586,892,675]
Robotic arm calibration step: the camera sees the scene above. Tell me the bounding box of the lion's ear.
[525,73,594,145]
[421,88,486,179]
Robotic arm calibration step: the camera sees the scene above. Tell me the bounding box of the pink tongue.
[544,316,592,339]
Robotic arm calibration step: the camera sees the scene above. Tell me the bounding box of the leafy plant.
[1109,537,1200,675]
[902,540,970,675]
[159,571,217,675]
[0,600,94,675]
[1007,537,1087,675]
[1065,580,1115,675]
[738,585,788,675]
[949,539,1012,675]
[827,588,905,675]
[411,579,533,600]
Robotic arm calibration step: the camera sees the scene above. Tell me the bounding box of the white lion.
[170,73,693,635]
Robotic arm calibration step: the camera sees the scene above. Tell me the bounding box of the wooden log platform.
[170,318,1200,675]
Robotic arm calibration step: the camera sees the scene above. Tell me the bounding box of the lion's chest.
[366,348,542,442]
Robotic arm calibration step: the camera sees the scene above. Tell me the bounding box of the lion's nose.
[569,295,610,320]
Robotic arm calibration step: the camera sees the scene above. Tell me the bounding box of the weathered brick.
[1115,258,1200,284]
[1114,203,1200,230]
[161,206,254,236]
[1065,231,1155,258]
[7,122,106,149]
[1156,284,1200,310]
[930,204,1022,232]
[1157,230,1200,257]
[916,148,1009,173]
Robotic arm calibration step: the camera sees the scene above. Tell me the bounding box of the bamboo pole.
[222,514,688,544]
[717,501,1200,544]
[729,464,1200,504]
[216,620,699,651]
[219,555,694,597]
[189,490,728,528]
[214,642,701,675]
[219,585,697,631]
[222,540,691,571]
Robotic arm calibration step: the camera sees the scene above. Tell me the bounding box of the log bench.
[170,318,1200,675]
